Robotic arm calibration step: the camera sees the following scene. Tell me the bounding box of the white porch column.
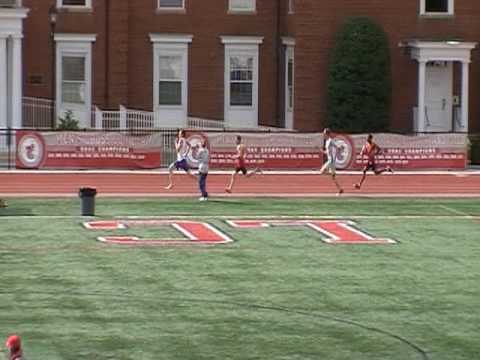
[0,35,7,129]
[10,35,23,129]
[458,61,470,132]
[417,60,427,133]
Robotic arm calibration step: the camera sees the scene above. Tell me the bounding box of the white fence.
[22,97,288,131]
[93,106,226,130]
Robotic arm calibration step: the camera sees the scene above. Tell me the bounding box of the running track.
[0,171,479,198]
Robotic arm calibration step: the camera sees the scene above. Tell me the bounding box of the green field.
[1,198,479,360]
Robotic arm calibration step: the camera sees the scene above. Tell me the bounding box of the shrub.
[327,17,392,132]
[57,110,80,130]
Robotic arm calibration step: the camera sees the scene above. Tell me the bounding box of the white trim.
[407,40,477,133]
[228,0,256,13]
[0,8,29,20]
[149,33,193,44]
[288,0,294,14]
[54,33,97,43]
[0,37,7,129]
[223,40,260,128]
[281,37,295,47]
[221,36,263,45]
[157,0,185,10]
[57,0,92,9]
[420,0,454,15]
[284,45,294,129]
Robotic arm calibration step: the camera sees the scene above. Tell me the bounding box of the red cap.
[5,335,21,350]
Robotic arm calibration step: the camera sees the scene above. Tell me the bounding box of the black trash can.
[79,187,97,216]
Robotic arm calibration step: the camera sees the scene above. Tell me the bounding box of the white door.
[425,61,452,132]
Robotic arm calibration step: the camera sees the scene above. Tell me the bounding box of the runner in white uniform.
[319,128,344,195]
[165,129,195,190]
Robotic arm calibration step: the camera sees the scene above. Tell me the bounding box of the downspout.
[104,0,110,108]
[275,0,282,127]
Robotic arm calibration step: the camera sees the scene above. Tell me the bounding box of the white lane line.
[1,215,478,220]
[438,205,473,217]
[0,170,480,175]
[1,193,480,198]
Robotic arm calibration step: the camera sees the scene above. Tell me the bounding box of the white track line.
[1,215,478,220]
[1,170,480,176]
[1,193,480,198]
[437,205,473,217]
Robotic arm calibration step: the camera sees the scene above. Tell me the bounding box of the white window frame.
[150,34,192,126]
[420,0,454,16]
[221,36,263,128]
[57,0,92,9]
[54,33,95,128]
[55,34,95,108]
[157,0,185,11]
[229,0,256,13]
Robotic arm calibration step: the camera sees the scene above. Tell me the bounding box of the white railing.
[187,117,225,130]
[22,97,55,129]
[23,97,276,131]
[93,106,227,130]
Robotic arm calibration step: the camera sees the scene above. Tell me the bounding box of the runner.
[225,135,261,193]
[5,335,24,360]
[197,139,210,201]
[165,129,196,190]
[354,134,393,190]
[319,128,344,195]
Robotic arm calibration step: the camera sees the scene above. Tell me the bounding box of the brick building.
[0,0,478,132]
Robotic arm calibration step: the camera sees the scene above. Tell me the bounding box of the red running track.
[0,172,479,197]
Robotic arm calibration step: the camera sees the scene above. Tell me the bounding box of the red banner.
[16,131,162,169]
[15,130,467,170]
[186,132,468,170]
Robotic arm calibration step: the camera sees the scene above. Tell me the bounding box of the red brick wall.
[291,0,480,132]
[21,0,480,132]
[126,0,280,125]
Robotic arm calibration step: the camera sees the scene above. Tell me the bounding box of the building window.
[229,0,255,12]
[150,34,192,122]
[420,0,454,15]
[62,56,86,104]
[158,56,183,105]
[57,0,92,8]
[288,0,294,14]
[221,36,262,128]
[229,56,253,106]
[158,0,184,9]
[287,57,293,110]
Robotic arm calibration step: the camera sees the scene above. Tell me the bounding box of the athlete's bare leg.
[332,174,344,195]
[374,166,393,175]
[165,166,175,190]
[246,168,262,178]
[355,170,368,189]
[225,172,239,193]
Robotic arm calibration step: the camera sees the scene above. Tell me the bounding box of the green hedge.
[469,135,480,165]
[327,17,392,132]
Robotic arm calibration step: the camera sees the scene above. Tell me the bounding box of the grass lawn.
[0,198,479,360]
